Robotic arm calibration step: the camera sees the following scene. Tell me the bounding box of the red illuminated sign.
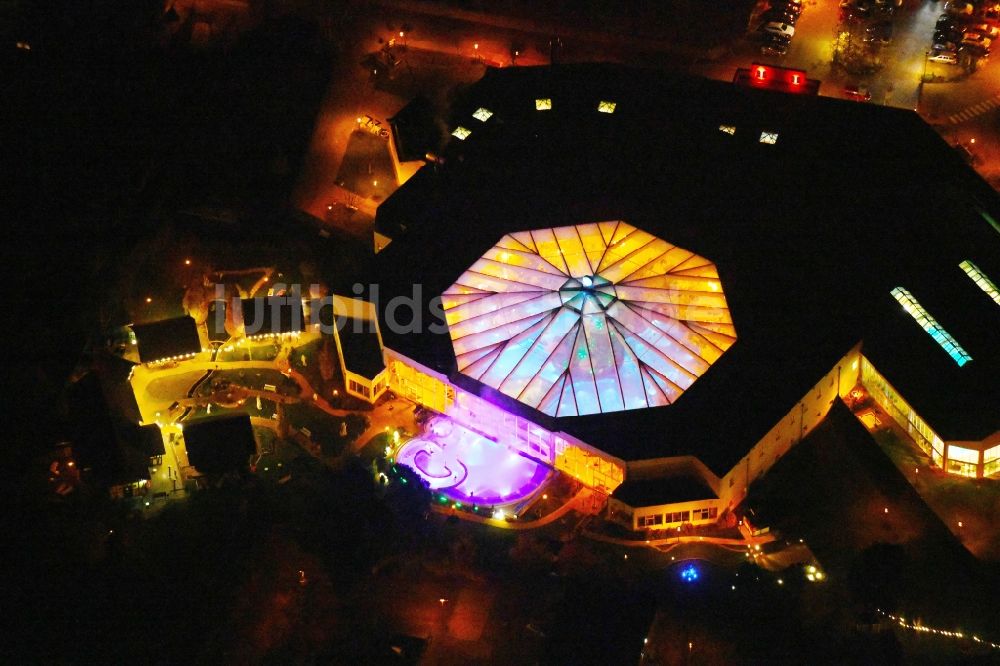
[733,63,819,95]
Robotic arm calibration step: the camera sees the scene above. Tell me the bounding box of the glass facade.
[637,506,717,530]
[860,357,945,462]
[442,222,736,417]
[984,444,1000,477]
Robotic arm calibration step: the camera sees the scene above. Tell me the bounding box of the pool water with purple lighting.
[395,418,551,506]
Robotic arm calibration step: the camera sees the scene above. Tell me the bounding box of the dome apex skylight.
[442,222,737,417]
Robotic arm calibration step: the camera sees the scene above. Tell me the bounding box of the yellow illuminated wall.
[385,352,455,414]
[553,435,625,492]
[860,356,946,467]
[719,344,863,509]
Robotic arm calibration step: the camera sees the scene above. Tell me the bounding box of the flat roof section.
[122,423,165,458]
[612,474,717,508]
[132,316,201,364]
[183,414,256,475]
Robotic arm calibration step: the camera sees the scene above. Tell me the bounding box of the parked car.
[962,31,993,49]
[936,13,957,29]
[945,1,974,15]
[866,20,894,43]
[762,32,791,55]
[971,23,1000,39]
[928,48,959,63]
[934,38,960,51]
[874,0,898,16]
[762,7,799,25]
[844,84,872,101]
[954,142,976,164]
[963,42,991,58]
[763,21,795,37]
[773,0,803,18]
[935,28,963,44]
[852,0,875,17]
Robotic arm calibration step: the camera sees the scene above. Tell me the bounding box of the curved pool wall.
[394,421,551,506]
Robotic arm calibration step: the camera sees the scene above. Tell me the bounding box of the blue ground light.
[680,564,699,583]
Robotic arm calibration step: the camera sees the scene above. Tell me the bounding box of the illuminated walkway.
[430,484,598,530]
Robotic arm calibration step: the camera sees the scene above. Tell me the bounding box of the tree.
[384,464,431,540]
[849,542,906,607]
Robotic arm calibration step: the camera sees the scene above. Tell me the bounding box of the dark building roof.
[337,319,385,379]
[389,94,443,162]
[207,299,229,342]
[240,296,305,335]
[95,353,141,424]
[123,423,166,458]
[68,372,150,486]
[131,316,201,363]
[373,63,1000,474]
[183,414,256,475]
[612,473,717,508]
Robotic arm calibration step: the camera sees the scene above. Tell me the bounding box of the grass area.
[289,336,331,396]
[207,368,298,396]
[283,402,368,457]
[872,423,1000,561]
[253,429,310,479]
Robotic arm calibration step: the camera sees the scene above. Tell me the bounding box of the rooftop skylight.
[959,259,1000,306]
[442,222,737,417]
[890,287,972,367]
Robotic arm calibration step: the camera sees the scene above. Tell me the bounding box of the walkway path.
[948,91,1000,124]
[429,484,595,530]
[582,528,776,551]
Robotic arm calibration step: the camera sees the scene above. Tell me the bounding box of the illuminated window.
[890,287,972,366]
[985,445,1000,476]
[759,132,779,145]
[451,126,471,140]
[719,125,736,135]
[597,100,617,114]
[472,107,493,122]
[948,445,980,464]
[535,98,552,111]
[959,259,1000,306]
[639,514,663,527]
[442,222,736,417]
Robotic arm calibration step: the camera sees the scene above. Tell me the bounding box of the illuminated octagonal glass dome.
[442,221,737,417]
